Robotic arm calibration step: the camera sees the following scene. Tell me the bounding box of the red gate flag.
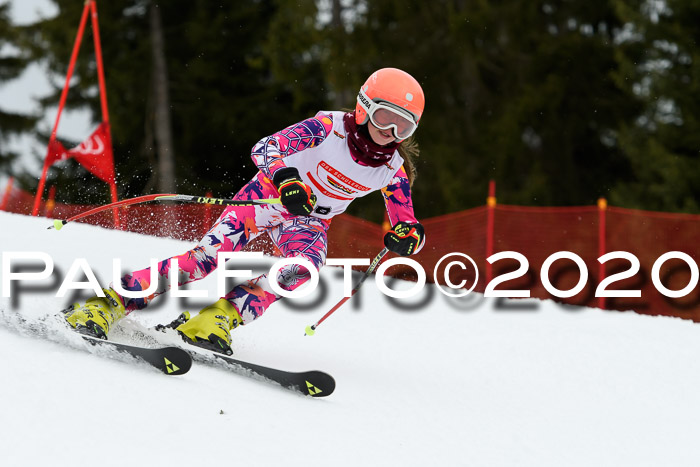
[46,122,115,183]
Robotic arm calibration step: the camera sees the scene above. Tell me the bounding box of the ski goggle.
[358,88,419,140]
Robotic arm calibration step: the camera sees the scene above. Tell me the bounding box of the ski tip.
[304,372,336,397]
[163,347,193,375]
[304,325,315,336]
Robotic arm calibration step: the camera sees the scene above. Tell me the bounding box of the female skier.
[65,67,426,354]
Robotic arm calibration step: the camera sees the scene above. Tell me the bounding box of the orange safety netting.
[606,206,700,320]
[2,183,700,322]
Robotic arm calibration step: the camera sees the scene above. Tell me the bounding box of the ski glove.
[384,221,424,256]
[273,167,317,216]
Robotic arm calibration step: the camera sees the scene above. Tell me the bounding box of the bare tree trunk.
[150,2,176,193]
[330,0,352,108]
[331,0,342,27]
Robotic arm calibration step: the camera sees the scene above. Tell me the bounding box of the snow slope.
[2,211,700,467]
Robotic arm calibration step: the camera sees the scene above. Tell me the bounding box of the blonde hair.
[397,136,420,186]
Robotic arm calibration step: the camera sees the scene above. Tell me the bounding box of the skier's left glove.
[273,167,317,216]
[384,221,424,256]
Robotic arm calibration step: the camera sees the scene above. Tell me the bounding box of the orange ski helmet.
[355,68,425,140]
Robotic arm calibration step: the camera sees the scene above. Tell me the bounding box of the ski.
[0,309,192,376]
[151,316,336,397]
[186,349,336,398]
[81,335,192,376]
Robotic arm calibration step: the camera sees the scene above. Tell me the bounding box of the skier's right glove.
[273,167,317,216]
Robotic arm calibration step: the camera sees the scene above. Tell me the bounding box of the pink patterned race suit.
[117,111,420,325]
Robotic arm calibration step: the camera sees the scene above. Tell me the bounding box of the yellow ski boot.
[63,288,126,339]
[171,298,242,355]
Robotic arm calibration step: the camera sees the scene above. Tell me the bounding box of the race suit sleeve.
[381,165,418,225]
[381,165,425,253]
[250,112,334,180]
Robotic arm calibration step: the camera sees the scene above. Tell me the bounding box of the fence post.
[46,185,57,218]
[486,180,496,286]
[203,191,213,236]
[598,197,607,309]
[0,177,14,212]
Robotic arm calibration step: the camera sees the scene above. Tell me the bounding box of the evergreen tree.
[308,1,638,216]
[481,1,639,207]
[611,0,700,212]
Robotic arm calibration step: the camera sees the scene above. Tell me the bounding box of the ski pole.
[305,247,389,336]
[48,193,281,230]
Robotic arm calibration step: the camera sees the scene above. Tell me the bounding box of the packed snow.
[2,210,700,466]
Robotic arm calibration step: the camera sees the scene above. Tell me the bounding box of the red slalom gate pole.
[89,0,120,229]
[90,0,109,126]
[305,247,389,336]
